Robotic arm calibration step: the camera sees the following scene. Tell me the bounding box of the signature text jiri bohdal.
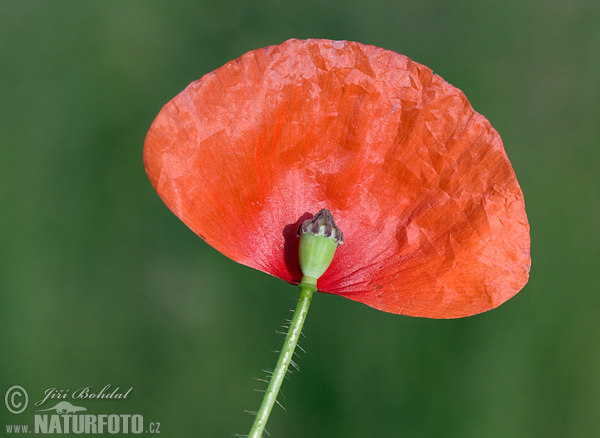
[35,385,133,406]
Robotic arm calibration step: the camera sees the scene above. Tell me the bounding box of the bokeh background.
[1,1,598,436]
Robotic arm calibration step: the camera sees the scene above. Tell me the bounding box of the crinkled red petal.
[144,39,530,318]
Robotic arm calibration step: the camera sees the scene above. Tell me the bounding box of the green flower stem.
[248,282,316,438]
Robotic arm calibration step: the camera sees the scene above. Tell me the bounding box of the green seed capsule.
[297,209,344,291]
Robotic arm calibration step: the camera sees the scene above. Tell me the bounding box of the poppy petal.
[144,39,530,318]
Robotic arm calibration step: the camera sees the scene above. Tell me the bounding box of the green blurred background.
[1,1,598,436]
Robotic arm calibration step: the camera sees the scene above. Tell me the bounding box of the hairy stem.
[248,284,315,438]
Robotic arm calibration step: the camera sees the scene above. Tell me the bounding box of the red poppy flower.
[144,38,530,319]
